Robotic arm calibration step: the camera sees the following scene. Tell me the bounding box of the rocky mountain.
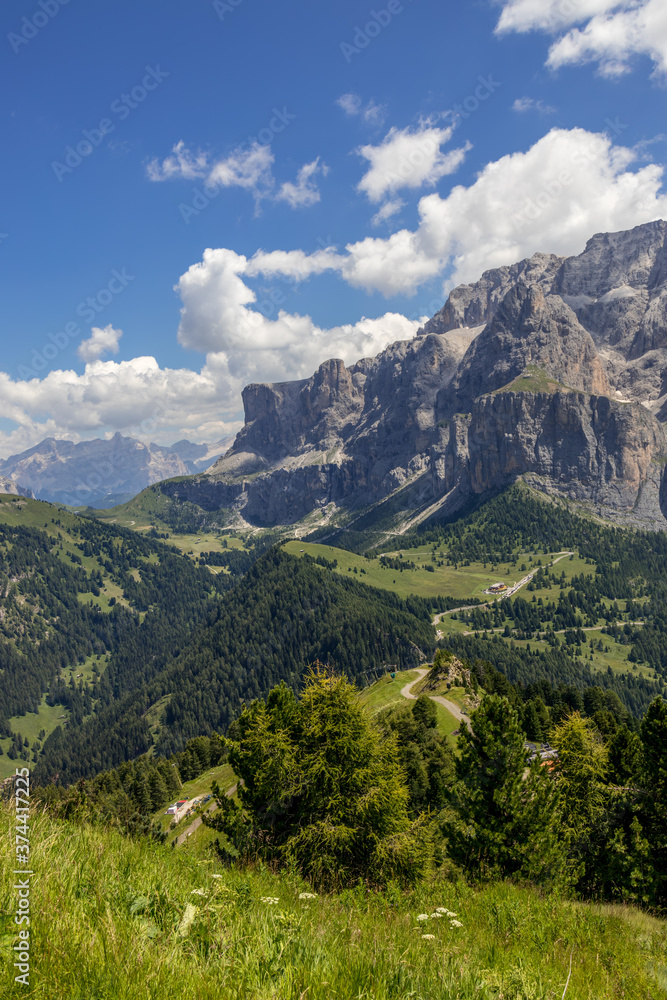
[160,220,667,530]
[0,433,229,508]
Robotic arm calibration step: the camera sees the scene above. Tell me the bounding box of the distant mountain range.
[0,433,229,508]
[157,220,667,531]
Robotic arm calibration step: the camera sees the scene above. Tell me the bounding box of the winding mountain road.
[432,551,574,626]
[401,668,470,729]
[174,783,238,846]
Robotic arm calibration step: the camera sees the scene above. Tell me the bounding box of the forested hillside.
[34,549,436,783]
[0,496,241,776]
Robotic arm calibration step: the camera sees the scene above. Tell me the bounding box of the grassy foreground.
[2,807,666,999]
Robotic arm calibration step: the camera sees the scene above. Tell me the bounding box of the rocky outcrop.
[421,252,563,334]
[449,283,609,412]
[159,221,667,528]
[0,477,34,499]
[437,390,666,514]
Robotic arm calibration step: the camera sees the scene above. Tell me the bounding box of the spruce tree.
[443,695,567,886]
[208,668,429,888]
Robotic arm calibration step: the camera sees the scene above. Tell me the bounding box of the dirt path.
[401,668,470,728]
[432,551,574,626]
[174,783,238,846]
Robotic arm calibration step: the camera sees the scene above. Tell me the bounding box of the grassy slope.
[358,671,460,739]
[285,540,653,686]
[282,539,562,601]
[1,806,665,999]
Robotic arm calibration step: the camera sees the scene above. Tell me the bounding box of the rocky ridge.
[0,433,229,508]
[161,221,667,529]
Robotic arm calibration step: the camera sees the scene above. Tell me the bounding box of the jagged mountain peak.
[449,281,609,412]
[124,221,667,529]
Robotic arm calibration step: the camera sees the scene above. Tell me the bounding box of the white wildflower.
[298,891,318,900]
[450,919,463,928]
[416,913,429,921]
[190,888,207,896]
[421,933,435,940]
[260,896,280,905]
[209,874,223,879]
[430,911,444,918]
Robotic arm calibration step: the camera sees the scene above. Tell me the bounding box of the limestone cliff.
[160,221,667,529]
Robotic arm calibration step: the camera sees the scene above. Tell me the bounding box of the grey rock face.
[161,221,667,528]
[449,283,609,413]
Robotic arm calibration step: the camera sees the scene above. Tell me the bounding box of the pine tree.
[443,695,567,886]
[209,667,430,889]
[640,697,667,904]
[550,712,609,892]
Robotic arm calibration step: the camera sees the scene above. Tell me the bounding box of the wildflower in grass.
[416,913,429,921]
[209,874,223,879]
[430,911,444,918]
[260,896,279,904]
[421,933,435,940]
[298,891,318,899]
[450,919,463,927]
[191,888,207,896]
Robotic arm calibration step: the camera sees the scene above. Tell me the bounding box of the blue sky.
[1,0,666,454]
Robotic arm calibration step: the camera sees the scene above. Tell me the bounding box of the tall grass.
[1,806,665,999]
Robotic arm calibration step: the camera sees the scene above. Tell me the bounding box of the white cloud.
[0,356,242,458]
[77,325,123,363]
[336,127,667,294]
[146,140,208,181]
[5,127,667,455]
[277,158,329,208]
[336,93,387,126]
[371,198,405,227]
[496,0,618,34]
[512,96,556,114]
[356,123,470,202]
[147,141,325,210]
[175,247,424,364]
[178,128,667,299]
[497,0,667,79]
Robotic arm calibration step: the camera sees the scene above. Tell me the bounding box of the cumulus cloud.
[356,123,470,203]
[77,325,123,363]
[326,127,667,294]
[497,0,667,79]
[6,127,667,454]
[0,356,243,458]
[175,247,424,364]
[512,96,556,114]
[0,287,424,458]
[336,93,387,126]
[147,140,325,210]
[173,128,667,299]
[277,158,329,208]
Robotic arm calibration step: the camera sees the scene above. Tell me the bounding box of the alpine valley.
[2,224,667,998]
